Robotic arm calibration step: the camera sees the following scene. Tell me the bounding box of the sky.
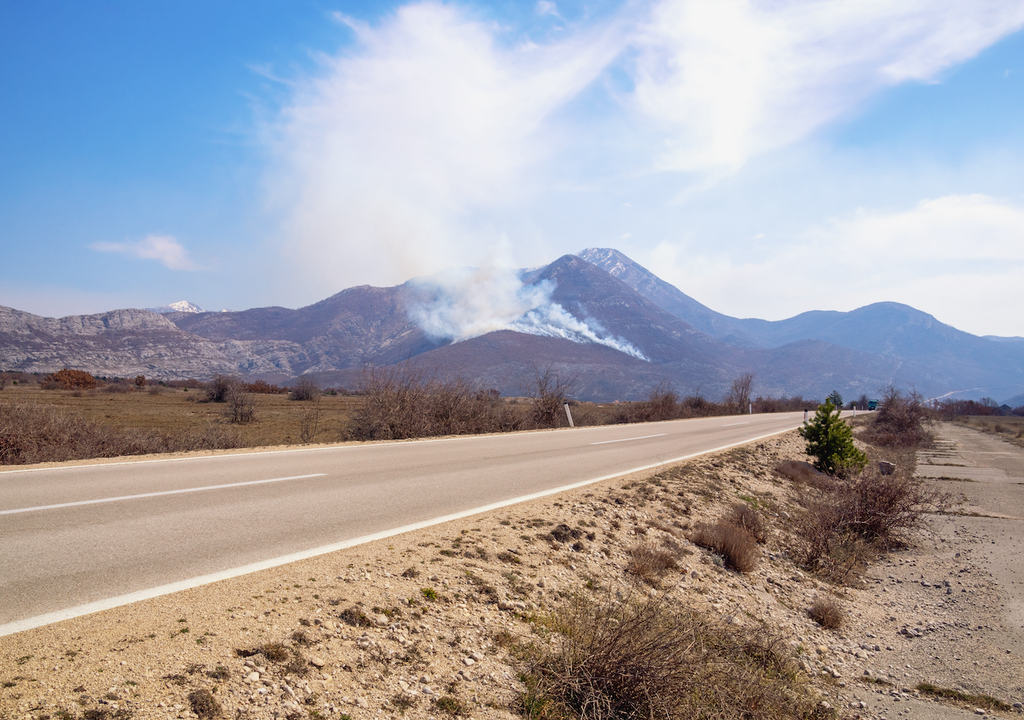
[2,0,1023,338]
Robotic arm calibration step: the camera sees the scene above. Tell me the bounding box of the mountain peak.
[148,300,204,314]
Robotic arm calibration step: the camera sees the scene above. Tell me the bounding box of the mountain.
[147,300,204,314]
[2,250,1022,402]
[577,248,1024,401]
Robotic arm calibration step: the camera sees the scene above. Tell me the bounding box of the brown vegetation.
[520,595,817,720]
[688,519,760,572]
[808,596,845,630]
[861,386,932,448]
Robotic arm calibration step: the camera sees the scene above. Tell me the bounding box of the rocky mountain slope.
[2,250,1022,402]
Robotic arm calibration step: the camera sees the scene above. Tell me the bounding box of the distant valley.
[1,249,1022,403]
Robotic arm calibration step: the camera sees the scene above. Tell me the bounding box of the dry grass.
[624,543,679,586]
[519,595,820,720]
[807,596,845,629]
[728,502,769,544]
[688,519,760,573]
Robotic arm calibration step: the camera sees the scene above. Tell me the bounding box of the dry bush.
[862,386,932,448]
[519,595,817,720]
[205,374,239,403]
[689,520,760,572]
[624,543,678,586]
[245,379,285,394]
[43,368,97,390]
[526,365,579,429]
[188,688,221,719]
[0,402,242,465]
[289,376,321,402]
[728,503,768,544]
[615,381,679,423]
[808,596,845,629]
[773,460,836,492]
[347,365,525,440]
[226,387,257,424]
[795,465,952,572]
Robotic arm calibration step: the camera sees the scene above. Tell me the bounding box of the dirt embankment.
[1,424,1023,720]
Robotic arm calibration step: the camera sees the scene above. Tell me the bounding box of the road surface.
[0,412,809,634]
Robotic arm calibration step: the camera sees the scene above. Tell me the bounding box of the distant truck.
[867,399,879,411]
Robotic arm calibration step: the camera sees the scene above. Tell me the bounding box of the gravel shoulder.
[1,423,1023,720]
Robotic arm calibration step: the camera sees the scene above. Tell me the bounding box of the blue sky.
[2,0,1023,337]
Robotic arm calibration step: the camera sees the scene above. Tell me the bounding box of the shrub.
[226,386,257,424]
[188,688,221,720]
[728,502,768,544]
[348,364,525,440]
[689,519,759,572]
[808,596,845,629]
[796,465,952,572]
[799,401,867,478]
[519,595,816,720]
[44,368,97,390]
[526,365,578,429]
[863,386,932,448]
[290,376,321,401]
[625,543,678,585]
[0,402,242,465]
[205,374,239,403]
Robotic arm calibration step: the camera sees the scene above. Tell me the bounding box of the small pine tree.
[827,390,843,409]
[799,400,867,478]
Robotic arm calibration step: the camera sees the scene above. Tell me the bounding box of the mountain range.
[1,248,1022,403]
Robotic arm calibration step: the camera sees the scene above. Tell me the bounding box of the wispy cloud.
[90,234,201,271]
[653,194,1024,336]
[629,0,1024,174]
[265,0,1024,306]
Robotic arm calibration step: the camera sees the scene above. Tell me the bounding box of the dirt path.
[846,422,1024,719]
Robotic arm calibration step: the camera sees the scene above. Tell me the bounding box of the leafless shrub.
[526,364,579,429]
[808,596,845,629]
[726,371,755,412]
[689,520,760,572]
[299,398,321,443]
[519,595,815,720]
[347,364,525,440]
[796,464,952,573]
[290,376,321,402]
[728,503,768,544]
[226,386,257,424]
[625,543,679,585]
[862,385,932,448]
[205,374,239,403]
[0,402,242,465]
[616,381,679,423]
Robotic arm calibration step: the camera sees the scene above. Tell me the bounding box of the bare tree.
[526,365,579,429]
[727,372,755,412]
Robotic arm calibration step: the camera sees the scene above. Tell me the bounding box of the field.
[952,415,1024,448]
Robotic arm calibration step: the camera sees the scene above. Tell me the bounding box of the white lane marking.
[722,422,750,427]
[0,474,326,516]
[590,433,666,446]
[0,424,801,637]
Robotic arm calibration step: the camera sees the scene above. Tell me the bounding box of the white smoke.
[407,266,648,360]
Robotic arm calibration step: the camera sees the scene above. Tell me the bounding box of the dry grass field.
[952,415,1024,448]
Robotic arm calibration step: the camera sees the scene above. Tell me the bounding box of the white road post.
[564,402,575,428]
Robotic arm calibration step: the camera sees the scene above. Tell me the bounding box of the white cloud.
[651,194,1024,336]
[629,0,1024,174]
[265,0,1024,311]
[89,234,200,271]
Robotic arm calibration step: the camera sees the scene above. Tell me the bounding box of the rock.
[246,672,260,683]
[309,655,326,668]
[463,658,476,666]
[356,697,369,709]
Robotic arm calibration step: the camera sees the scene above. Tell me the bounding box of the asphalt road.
[0,412,809,633]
